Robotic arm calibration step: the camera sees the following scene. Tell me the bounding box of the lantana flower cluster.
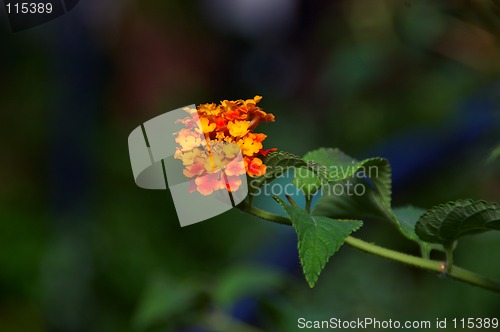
[174,96,276,195]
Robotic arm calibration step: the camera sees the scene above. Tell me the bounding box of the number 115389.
[6,2,53,14]
[452,318,498,329]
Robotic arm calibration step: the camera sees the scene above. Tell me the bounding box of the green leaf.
[311,149,395,225]
[313,177,387,220]
[292,148,356,199]
[415,199,500,246]
[249,151,328,195]
[393,206,444,256]
[303,148,361,182]
[292,168,327,199]
[213,265,284,308]
[276,197,363,288]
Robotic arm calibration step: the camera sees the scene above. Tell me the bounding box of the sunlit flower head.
[174,96,275,195]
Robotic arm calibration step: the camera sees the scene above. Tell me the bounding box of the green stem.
[239,202,292,226]
[346,237,500,292]
[285,195,299,208]
[238,202,500,293]
[419,246,430,260]
[305,197,312,214]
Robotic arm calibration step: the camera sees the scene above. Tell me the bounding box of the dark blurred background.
[1,0,500,331]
